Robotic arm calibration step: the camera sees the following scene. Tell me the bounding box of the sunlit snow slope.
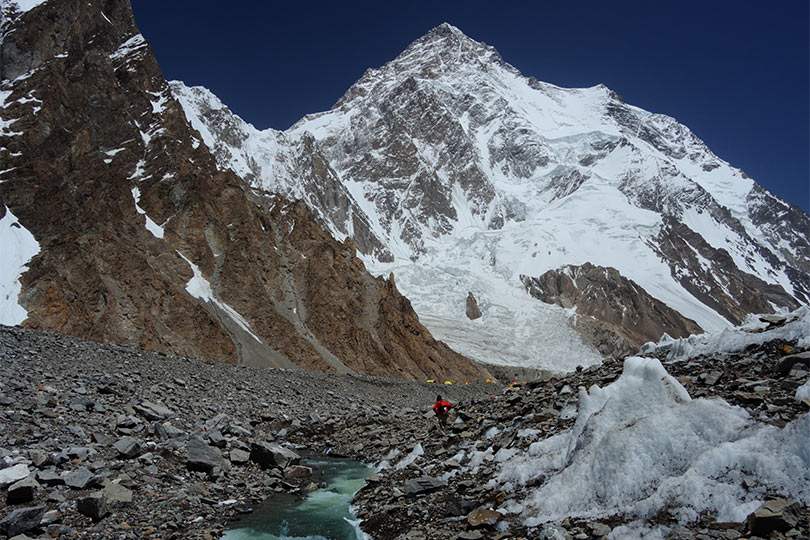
[172,23,809,372]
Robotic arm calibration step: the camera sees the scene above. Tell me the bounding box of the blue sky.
[131,1,809,212]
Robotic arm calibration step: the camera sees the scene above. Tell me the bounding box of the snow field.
[131,187,164,239]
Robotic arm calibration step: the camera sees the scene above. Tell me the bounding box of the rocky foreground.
[0,324,497,539]
[0,322,809,540]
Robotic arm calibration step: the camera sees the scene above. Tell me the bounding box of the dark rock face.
[0,0,485,381]
[170,84,394,262]
[651,218,800,324]
[522,263,703,357]
[747,184,810,277]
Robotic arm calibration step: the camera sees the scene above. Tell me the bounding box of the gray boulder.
[76,494,108,521]
[36,470,63,486]
[775,351,810,376]
[63,467,95,490]
[249,441,300,470]
[466,507,501,527]
[186,437,224,473]
[113,437,142,459]
[155,422,186,439]
[204,413,230,433]
[207,431,227,448]
[283,465,313,480]
[403,476,446,496]
[7,477,39,505]
[133,401,174,421]
[101,482,133,506]
[0,505,47,536]
[76,481,134,522]
[229,449,250,465]
[228,424,252,438]
[746,498,801,535]
[0,464,30,489]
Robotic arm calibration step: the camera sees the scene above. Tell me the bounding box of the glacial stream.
[221,457,372,540]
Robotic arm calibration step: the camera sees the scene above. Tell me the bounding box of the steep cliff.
[0,0,486,381]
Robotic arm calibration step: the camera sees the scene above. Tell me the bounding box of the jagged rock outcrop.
[465,292,482,320]
[522,263,703,357]
[0,0,486,381]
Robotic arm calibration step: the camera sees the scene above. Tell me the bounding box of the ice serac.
[0,1,487,381]
[181,22,809,369]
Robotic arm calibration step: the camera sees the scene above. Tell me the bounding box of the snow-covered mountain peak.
[174,23,809,372]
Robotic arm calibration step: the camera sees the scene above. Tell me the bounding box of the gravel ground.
[1,323,808,540]
[0,324,498,539]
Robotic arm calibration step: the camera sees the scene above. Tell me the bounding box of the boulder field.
[0,323,808,539]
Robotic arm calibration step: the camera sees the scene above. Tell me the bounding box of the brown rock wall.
[522,263,703,357]
[0,0,484,380]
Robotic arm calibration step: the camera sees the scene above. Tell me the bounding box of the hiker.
[433,395,453,428]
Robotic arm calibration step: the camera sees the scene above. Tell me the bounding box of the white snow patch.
[131,187,164,239]
[110,34,146,62]
[176,252,262,342]
[148,91,168,115]
[375,448,402,471]
[0,207,40,325]
[395,443,424,470]
[645,306,810,362]
[0,90,23,136]
[103,147,125,165]
[796,380,810,402]
[128,159,146,181]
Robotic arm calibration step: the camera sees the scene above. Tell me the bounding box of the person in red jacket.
[433,395,453,429]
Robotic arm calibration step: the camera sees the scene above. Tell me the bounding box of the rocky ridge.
[522,263,703,358]
[0,0,486,381]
